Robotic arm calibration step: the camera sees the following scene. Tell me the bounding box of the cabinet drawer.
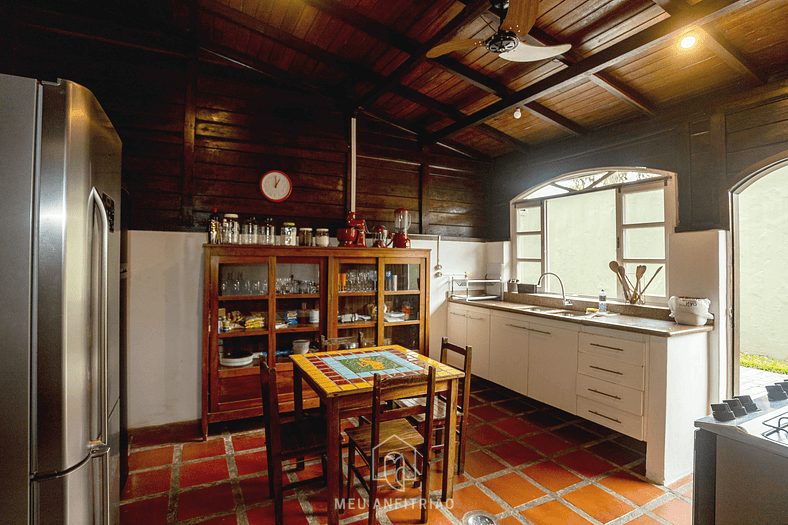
[577,396,644,441]
[577,352,644,390]
[579,332,645,365]
[576,374,643,415]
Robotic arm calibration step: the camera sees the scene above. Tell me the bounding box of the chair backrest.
[440,337,472,411]
[259,360,282,457]
[369,367,437,463]
[319,331,364,352]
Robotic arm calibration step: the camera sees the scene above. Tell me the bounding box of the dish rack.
[449,276,504,301]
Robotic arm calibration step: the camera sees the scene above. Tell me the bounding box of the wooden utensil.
[639,266,663,298]
[635,265,647,302]
[617,265,632,302]
[609,261,629,301]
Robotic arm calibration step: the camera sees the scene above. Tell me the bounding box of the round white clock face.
[260,170,292,202]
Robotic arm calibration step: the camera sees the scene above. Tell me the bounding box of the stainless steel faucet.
[537,272,573,307]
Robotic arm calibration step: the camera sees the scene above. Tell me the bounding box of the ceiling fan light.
[514,107,522,119]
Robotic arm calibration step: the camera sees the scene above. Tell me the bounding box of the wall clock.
[259,170,292,202]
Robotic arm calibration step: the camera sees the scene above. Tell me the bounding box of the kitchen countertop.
[448,298,714,337]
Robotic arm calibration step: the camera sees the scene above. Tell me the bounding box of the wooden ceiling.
[133,0,788,159]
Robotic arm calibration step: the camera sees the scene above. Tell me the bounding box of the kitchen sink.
[521,306,562,313]
[552,310,591,318]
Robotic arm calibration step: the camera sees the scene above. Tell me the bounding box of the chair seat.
[280,415,328,457]
[345,418,424,458]
[394,397,463,424]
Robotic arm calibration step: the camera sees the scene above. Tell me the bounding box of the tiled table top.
[290,345,463,395]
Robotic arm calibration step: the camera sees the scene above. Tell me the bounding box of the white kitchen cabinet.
[527,319,578,414]
[489,311,530,395]
[576,330,647,440]
[446,303,490,379]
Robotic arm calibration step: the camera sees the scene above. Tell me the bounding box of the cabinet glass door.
[213,260,270,414]
[217,261,269,363]
[383,261,423,351]
[336,259,378,346]
[275,258,323,362]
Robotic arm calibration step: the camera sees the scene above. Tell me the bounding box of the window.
[511,168,674,303]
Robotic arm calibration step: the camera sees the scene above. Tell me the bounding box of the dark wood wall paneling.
[5,4,491,238]
[487,78,788,239]
[355,118,487,238]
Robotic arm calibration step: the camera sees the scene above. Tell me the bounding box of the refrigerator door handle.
[90,187,109,445]
[90,187,111,525]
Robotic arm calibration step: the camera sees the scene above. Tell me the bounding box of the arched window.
[510,167,676,303]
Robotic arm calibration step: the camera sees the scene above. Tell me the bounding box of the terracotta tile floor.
[121,378,693,525]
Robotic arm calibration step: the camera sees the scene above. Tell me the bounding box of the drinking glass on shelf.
[369,270,377,291]
[338,273,347,292]
[252,280,261,294]
[242,275,252,295]
[347,270,358,292]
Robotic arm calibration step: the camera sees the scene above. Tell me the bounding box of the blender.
[391,208,412,248]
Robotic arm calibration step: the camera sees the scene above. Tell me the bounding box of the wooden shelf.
[337,321,376,329]
[275,293,320,300]
[218,294,269,301]
[275,323,320,333]
[338,291,377,296]
[383,320,421,326]
[384,290,420,295]
[218,329,268,338]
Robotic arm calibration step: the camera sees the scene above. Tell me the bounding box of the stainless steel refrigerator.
[0,73,122,525]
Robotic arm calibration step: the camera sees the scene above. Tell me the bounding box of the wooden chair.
[345,367,438,525]
[319,331,365,352]
[395,337,472,475]
[260,360,328,525]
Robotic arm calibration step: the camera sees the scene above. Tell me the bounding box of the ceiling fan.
[426,0,571,62]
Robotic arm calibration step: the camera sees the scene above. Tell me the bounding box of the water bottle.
[599,289,607,312]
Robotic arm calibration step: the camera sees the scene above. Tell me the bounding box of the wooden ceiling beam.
[426,0,759,143]
[526,27,658,118]
[354,0,492,110]
[522,104,587,136]
[652,0,766,86]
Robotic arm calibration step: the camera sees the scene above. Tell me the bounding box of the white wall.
[126,232,488,428]
[127,231,204,428]
[410,237,488,361]
[668,230,729,402]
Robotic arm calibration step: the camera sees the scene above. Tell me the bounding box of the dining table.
[290,344,465,525]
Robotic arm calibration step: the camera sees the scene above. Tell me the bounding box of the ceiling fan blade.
[426,39,486,58]
[500,0,539,35]
[499,42,571,62]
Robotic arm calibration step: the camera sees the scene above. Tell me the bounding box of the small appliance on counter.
[371,225,390,248]
[391,208,412,248]
[337,212,367,247]
[668,296,713,325]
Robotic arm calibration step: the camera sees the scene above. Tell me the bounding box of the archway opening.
[733,160,788,397]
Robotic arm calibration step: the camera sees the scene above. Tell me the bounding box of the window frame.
[510,168,676,304]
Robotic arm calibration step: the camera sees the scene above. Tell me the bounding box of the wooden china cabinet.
[200,244,430,438]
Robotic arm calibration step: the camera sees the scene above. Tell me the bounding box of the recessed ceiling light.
[681,35,696,49]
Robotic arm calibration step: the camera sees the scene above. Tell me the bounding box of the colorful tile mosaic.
[291,346,463,394]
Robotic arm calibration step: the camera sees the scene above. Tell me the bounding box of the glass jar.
[260,217,276,245]
[315,228,329,247]
[299,227,313,246]
[241,216,259,244]
[281,222,297,246]
[222,214,240,244]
